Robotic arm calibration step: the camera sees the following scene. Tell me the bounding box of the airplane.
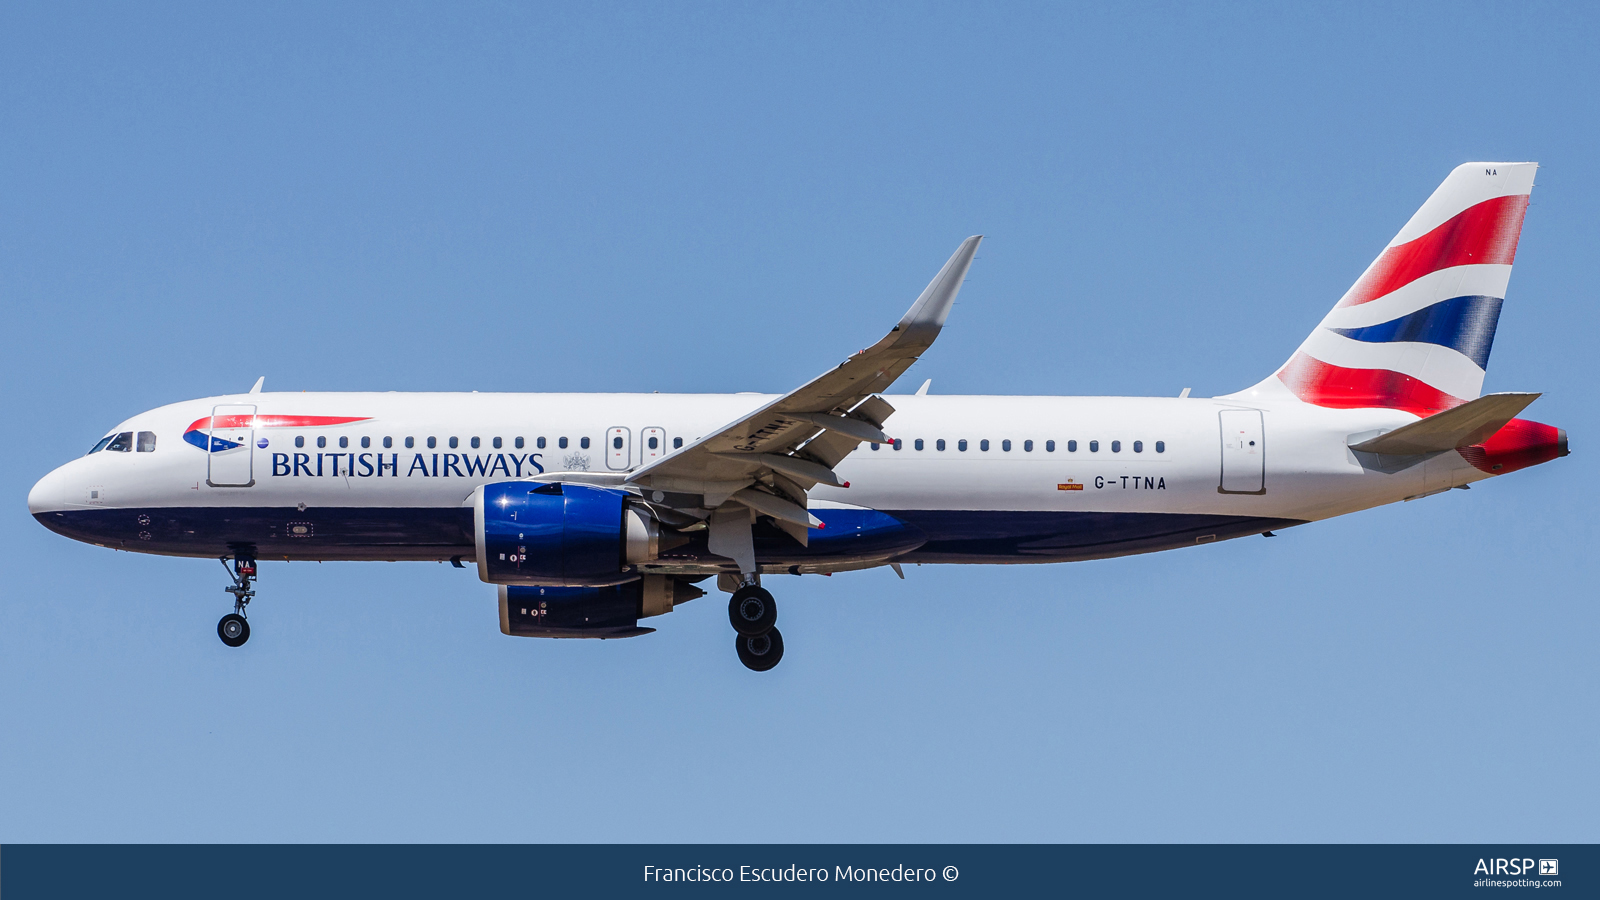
[28,162,1567,671]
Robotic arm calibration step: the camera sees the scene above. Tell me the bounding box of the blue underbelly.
[36,506,1305,565]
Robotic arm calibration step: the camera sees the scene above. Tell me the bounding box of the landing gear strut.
[218,555,256,647]
[728,578,783,671]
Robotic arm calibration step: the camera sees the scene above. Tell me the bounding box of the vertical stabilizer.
[1226,163,1536,416]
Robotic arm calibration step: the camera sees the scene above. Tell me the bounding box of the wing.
[624,235,982,562]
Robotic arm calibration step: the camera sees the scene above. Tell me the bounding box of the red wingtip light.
[841,481,850,489]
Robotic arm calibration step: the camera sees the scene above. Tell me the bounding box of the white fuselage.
[29,390,1489,567]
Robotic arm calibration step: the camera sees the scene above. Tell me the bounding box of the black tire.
[728,586,776,636]
[218,613,250,647]
[736,627,784,672]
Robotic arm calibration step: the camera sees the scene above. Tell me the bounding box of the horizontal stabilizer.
[1349,392,1540,455]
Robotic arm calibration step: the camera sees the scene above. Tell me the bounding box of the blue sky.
[2,2,1595,841]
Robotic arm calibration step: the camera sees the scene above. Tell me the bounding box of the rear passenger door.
[1218,409,1264,494]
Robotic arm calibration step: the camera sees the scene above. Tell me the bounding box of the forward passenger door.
[207,404,256,487]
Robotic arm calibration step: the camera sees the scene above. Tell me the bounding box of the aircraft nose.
[28,463,75,515]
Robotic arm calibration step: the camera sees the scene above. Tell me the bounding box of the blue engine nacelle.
[472,481,657,587]
[498,577,706,639]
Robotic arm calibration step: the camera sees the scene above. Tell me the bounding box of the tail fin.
[1230,162,1537,416]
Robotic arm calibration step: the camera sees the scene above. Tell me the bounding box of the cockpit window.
[88,435,115,455]
[106,432,134,452]
[137,432,157,452]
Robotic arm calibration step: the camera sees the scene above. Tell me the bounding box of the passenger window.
[403,437,413,449]
[914,439,924,450]
[295,436,305,448]
[493,437,502,449]
[673,437,683,449]
[383,437,392,449]
[1046,440,1056,452]
[88,435,115,455]
[871,442,880,451]
[958,439,968,451]
[137,432,157,452]
[514,437,524,449]
[339,436,349,449]
[1024,440,1033,452]
[449,437,459,449]
[1156,441,1165,453]
[1133,440,1143,453]
[537,437,547,449]
[317,436,327,449]
[1002,440,1012,452]
[613,436,623,449]
[559,437,569,449]
[1111,440,1121,453]
[427,437,437,449]
[107,432,134,452]
[1089,440,1099,452]
[580,437,591,449]
[361,436,371,449]
[980,439,990,451]
[470,437,481,449]
[1067,440,1076,452]
[936,439,946,451]
[893,439,903,450]
[648,436,659,449]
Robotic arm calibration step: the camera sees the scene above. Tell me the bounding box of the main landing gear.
[218,555,256,647]
[729,580,783,672]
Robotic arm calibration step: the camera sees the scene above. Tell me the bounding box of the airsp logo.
[1473,858,1553,876]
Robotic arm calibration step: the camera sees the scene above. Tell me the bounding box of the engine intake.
[473,481,659,586]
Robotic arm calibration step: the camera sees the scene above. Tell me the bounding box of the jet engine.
[499,576,706,638]
[471,481,661,587]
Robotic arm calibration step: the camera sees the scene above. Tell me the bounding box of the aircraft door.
[606,426,631,470]
[641,427,666,462]
[1218,409,1264,494]
[208,403,257,487]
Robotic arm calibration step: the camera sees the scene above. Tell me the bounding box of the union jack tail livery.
[1239,162,1537,416]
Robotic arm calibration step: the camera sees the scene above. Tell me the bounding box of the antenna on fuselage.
[249,376,265,395]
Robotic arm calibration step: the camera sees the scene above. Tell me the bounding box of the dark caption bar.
[2,844,1592,898]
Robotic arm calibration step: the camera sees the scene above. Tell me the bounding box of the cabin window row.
[288,435,687,450]
[870,439,1166,454]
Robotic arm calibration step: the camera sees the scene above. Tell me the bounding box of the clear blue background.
[2,3,1594,842]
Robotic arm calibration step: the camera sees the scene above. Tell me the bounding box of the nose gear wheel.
[217,555,257,647]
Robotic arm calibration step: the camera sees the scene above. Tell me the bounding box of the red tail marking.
[1277,352,1465,416]
[1339,194,1529,308]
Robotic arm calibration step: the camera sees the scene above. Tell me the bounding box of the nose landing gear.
[728,578,784,671]
[218,555,256,647]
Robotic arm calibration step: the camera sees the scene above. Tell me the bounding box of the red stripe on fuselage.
[1337,194,1529,308]
[1276,351,1465,416]
[185,415,371,433]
